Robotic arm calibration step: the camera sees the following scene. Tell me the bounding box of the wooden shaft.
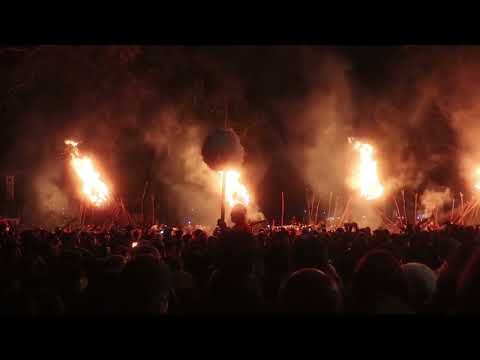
[220,171,226,222]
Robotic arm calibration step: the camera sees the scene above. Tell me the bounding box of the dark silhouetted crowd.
[1,212,480,316]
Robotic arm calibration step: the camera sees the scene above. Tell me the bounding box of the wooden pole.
[340,196,352,226]
[83,204,89,228]
[310,192,316,224]
[141,181,149,224]
[402,190,407,224]
[327,192,333,219]
[458,199,476,224]
[79,200,84,227]
[333,195,339,227]
[281,191,285,227]
[472,200,480,225]
[307,191,312,225]
[375,206,399,229]
[460,201,469,223]
[414,193,418,225]
[220,171,226,223]
[151,194,155,225]
[80,201,84,227]
[224,97,228,128]
[460,193,464,225]
[110,200,119,226]
[394,196,402,227]
[315,198,321,225]
[121,198,133,225]
[450,197,455,222]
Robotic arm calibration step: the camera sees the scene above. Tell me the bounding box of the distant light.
[132,242,138,248]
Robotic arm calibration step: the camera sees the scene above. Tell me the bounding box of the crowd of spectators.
[1,204,480,316]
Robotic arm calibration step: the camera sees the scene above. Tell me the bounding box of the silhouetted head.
[207,269,263,314]
[292,234,328,271]
[32,288,65,317]
[278,268,341,314]
[0,289,38,317]
[402,262,437,312]
[54,253,88,297]
[131,245,161,262]
[231,204,247,226]
[457,248,480,314]
[120,256,171,315]
[192,229,207,244]
[216,230,255,274]
[104,255,127,274]
[349,249,409,314]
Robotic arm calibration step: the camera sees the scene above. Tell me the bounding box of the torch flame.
[351,140,384,200]
[219,170,250,207]
[65,140,79,148]
[65,139,109,206]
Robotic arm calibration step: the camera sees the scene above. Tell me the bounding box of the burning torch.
[201,128,245,226]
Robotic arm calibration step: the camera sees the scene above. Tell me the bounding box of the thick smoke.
[28,162,72,227]
[5,46,480,228]
[420,187,452,218]
[143,108,220,225]
[268,47,480,226]
[277,51,354,195]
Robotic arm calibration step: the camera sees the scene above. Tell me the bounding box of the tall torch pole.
[333,195,339,228]
[327,192,333,219]
[220,170,226,223]
[221,105,228,224]
[414,192,418,226]
[151,194,155,225]
[450,197,455,222]
[460,192,464,225]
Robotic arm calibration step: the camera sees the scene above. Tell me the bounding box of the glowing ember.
[219,170,250,207]
[351,140,384,200]
[65,139,109,206]
[132,242,138,248]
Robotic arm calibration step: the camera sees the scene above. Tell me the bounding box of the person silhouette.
[231,204,251,233]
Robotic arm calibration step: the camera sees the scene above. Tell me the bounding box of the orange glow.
[475,167,480,190]
[65,139,109,206]
[219,170,250,207]
[351,140,384,200]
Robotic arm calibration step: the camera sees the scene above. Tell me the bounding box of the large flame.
[65,139,109,206]
[219,170,250,207]
[351,140,384,200]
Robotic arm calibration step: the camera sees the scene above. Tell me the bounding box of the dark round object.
[231,204,247,225]
[201,128,244,171]
[279,268,341,314]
